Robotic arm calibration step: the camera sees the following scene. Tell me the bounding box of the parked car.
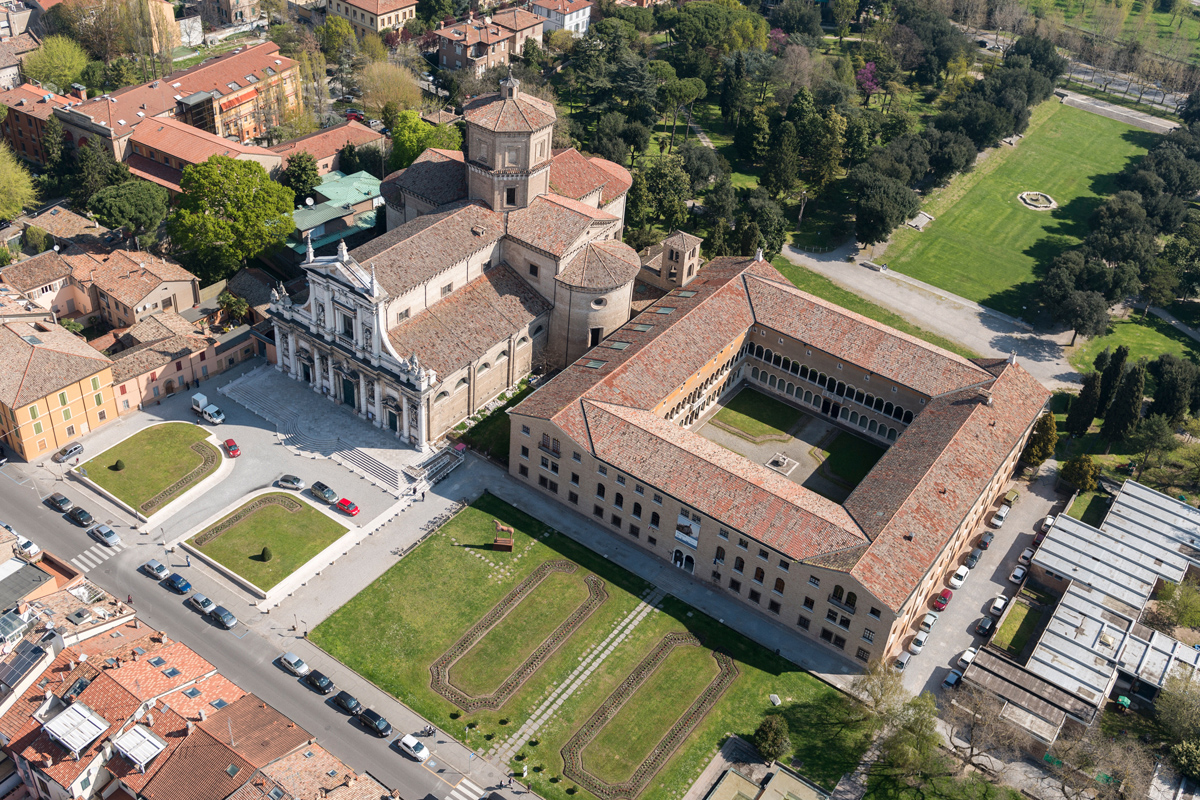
[281,652,311,676]
[311,482,338,503]
[279,475,306,491]
[933,589,952,611]
[990,595,1008,616]
[334,691,361,715]
[909,630,929,655]
[345,109,365,122]
[943,669,963,689]
[398,734,430,762]
[358,708,392,738]
[90,524,119,546]
[52,443,83,463]
[990,505,1011,528]
[949,565,970,589]
[1002,489,1020,506]
[976,616,996,637]
[305,671,335,694]
[48,493,73,512]
[979,531,995,550]
[1018,547,1035,565]
[1041,515,1056,532]
[189,593,215,615]
[223,439,241,458]
[958,647,978,668]
[166,573,191,594]
[209,606,237,629]
[69,507,94,527]
[16,536,40,559]
[1009,565,1028,584]
[336,498,360,517]
[920,611,939,632]
[965,547,983,568]
[893,651,912,671]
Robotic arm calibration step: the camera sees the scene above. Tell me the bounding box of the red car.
[344,110,365,122]
[223,439,241,458]
[336,498,360,516]
[933,588,953,611]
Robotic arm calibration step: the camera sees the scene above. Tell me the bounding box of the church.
[268,73,684,450]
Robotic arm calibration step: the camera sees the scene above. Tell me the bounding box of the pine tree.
[1022,413,1059,467]
[626,170,652,229]
[1092,346,1112,377]
[1062,453,1100,492]
[708,220,729,257]
[1065,372,1102,438]
[762,120,800,198]
[1101,359,1146,445]
[1097,345,1129,417]
[739,216,764,256]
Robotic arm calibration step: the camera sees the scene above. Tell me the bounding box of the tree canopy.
[87,181,169,234]
[0,144,36,221]
[22,35,88,92]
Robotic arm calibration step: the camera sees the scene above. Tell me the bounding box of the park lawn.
[1068,492,1109,528]
[190,494,347,590]
[81,423,219,511]
[771,257,980,359]
[1060,79,1182,123]
[822,433,886,486]
[991,602,1044,656]
[582,644,719,785]
[790,177,852,251]
[881,102,1155,317]
[715,387,804,438]
[448,569,591,698]
[1025,0,1200,63]
[458,382,533,465]
[1068,315,1200,382]
[311,494,871,800]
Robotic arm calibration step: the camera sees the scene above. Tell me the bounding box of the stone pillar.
[507,334,516,387]
[288,331,299,379]
[312,352,322,392]
[374,382,384,428]
[358,372,367,418]
[327,359,337,402]
[416,398,429,451]
[401,395,411,444]
[272,323,284,372]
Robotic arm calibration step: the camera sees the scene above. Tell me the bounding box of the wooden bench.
[493,537,514,552]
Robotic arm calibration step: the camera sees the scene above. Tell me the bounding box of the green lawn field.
[881,102,1156,317]
[822,433,886,486]
[714,387,804,439]
[311,493,870,800]
[1069,316,1200,377]
[81,423,220,512]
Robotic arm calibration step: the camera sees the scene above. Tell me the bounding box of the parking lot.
[902,465,1067,696]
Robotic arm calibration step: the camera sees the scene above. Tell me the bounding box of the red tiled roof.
[381,148,466,208]
[87,327,129,352]
[159,674,246,720]
[0,83,70,120]
[270,120,384,161]
[127,154,183,192]
[588,156,632,205]
[107,640,216,701]
[340,0,416,15]
[489,7,543,30]
[506,194,615,257]
[0,320,112,407]
[548,148,611,201]
[132,117,278,166]
[140,726,255,800]
[0,34,40,70]
[462,88,555,133]
[0,251,71,293]
[556,240,640,290]
[532,0,592,13]
[435,19,512,46]
[196,694,310,768]
[106,705,191,793]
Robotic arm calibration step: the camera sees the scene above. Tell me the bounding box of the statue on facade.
[316,304,325,328]
[363,324,372,347]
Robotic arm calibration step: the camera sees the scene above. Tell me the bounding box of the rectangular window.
[593,505,603,518]
[200,352,206,362]
[529,264,539,277]
[820,628,833,643]
[539,475,548,488]
[505,187,517,206]
[616,475,625,486]
[90,377,100,391]
[598,465,608,476]
[398,309,410,323]
[610,514,621,527]
[758,548,769,560]
[442,283,453,297]
[803,596,814,610]
[522,425,530,436]
[718,528,730,539]
[176,360,183,371]
[547,480,559,494]
[862,629,875,643]
[629,525,639,538]
[797,615,810,630]
[94,393,103,407]
[573,451,582,462]
[833,635,846,650]
[58,392,67,407]
[653,494,662,504]
[748,590,761,604]
[647,536,656,546]
[570,473,579,485]
[809,576,820,588]
[856,648,870,662]
[29,405,37,420]
[768,600,781,614]
[778,559,790,571]
[839,616,851,630]
[62,408,71,420]
[634,484,644,495]
[119,385,127,395]
[568,491,579,504]
[32,421,42,435]
[737,539,748,550]
[521,446,529,459]
[596,483,605,499]
[729,579,741,593]
[518,465,528,477]
[122,400,130,410]
[869,607,882,619]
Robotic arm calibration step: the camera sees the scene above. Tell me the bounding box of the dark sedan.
[305,670,335,695]
[334,691,361,715]
[358,708,392,737]
[166,573,192,594]
[67,507,94,527]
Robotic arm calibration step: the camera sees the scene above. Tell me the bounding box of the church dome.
[462,79,556,133]
[555,240,642,292]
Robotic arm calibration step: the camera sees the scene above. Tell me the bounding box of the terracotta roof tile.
[270,120,384,161]
[132,117,279,166]
[159,673,246,720]
[140,726,255,800]
[490,7,544,29]
[84,250,198,308]
[548,149,611,201]
[506,194,615,257]
[106,705,191,793]
[532,0,592,12]
[106,640,217,701]
[588,156,632,205]
[556,240,640,290]
[20,204,108,241]
[387,264,550,377]
[196,694,310,768]
[127,154,183,192]
[0,34,40,70]
[112,334,206,381]
[381,148,466,208]
[0,320,112,407]
[261,743,355,797]
[228,268,275,314]
[462,89,555,133]
[0,251,71,293]
[340,0,416,16]
[0,83,70,120]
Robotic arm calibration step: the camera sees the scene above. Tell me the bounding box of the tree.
[770,0,822,36]
[1173,739,1200,781]
[1101,359,1146,445]
[523,37,546,68]
[87,181,168,234]
[873,692,951,789]
[739,217,764,256]
[706,174,736,224]
[1061,454,1100,491]
[218,290,250,323]
[168,156,294,283]
[59,317,83,335]
[1021,413,1058,467]
[1043,724,1156,800]
[849,167,920,246]
[752,715,791,762]
[1098,345,1130,416]
[387,112,462,172]
[1159,580,1200,631]
[1151,353,1200,424]
[1093,347,1112,377]
[74,138,130,208]
[359,61,422,116]
[0,144,36,221]
[942,683,1026,768]
[23,226,51,254]
[848,659,908,732]
[625,170,653,230]
[22,35,87,92]
[1130,413,1179,479]
[831,0,857,44]
[281,152,321,202]
[261,546,274,562]
[810,109,846,188]
[643,154,691,227]
[1059,290,1110,346]
[678,141,727,194]
[355,144,387,180]
[360,32,388,62]
[317,17,355,57]
[762,120,800,198]
[1065,372,1102,438]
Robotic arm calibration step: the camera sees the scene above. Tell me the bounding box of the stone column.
[288,331,299,379]
[374,382,384,428]
[401,395,411,444]
[272,323,284,372]
[358,372,368,418]
[327,358,337,402]
[312,352,322,392]
[416,398,429,451]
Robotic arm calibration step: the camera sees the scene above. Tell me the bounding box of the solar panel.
[0,641,44,688]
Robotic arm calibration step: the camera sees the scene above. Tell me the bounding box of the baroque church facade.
[269,74,660,450]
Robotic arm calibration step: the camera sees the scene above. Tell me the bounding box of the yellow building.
[0,320,120,462]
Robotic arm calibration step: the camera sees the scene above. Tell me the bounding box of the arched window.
[751,367,760,379]
[759,371,768,384]
[498,350,509,360]
[517,336,529,346]
[799,365,809,380]
[477,362,490,373]
[832,585,845,602]
[903,410,914,424]
[753,567,765,583]
[781,358,791,372]
[858,416,868,429]
[614,492,624,509]
[888,428,898,442]
[786,382,795,395]
[850,411,858,424]
[597,483,606,499]
[884,401,894,416]
[874,397,884,412]
[768,375,777,388]
[633,502,641,518]
[774,578,785,594]
[791,361,799,375]
[532,324,545,336]
[855,389,865,404]
[765,348,774,362]
[845,592,857,608]
[755,345,764,359]
[835,381,845,397]
[817,373,827,388]
[893,405,904,421]
[804,390,813,404]
[772,353,782,367]
[715,546,725,564]
[734,557,745,572]
[839,406,849,420]
[868,420,878,433]
[651,512,660,527]
[456,378,468,389]
[435,391,448,403]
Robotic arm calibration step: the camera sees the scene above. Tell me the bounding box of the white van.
[989,504,1011,528]
[893,651,912,671]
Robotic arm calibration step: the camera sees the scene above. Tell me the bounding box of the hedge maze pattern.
[140,441,220,514]
[561,632,739,800]
[193,494,303,546]
[430,560,608,712]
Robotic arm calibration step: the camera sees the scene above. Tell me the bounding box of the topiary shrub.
[753,715,792,763]
[261,546,273,562]
[114,459,125,471]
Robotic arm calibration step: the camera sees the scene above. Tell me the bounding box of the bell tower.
[462,69,556,211]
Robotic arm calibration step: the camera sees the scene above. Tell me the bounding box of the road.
[0,366,517,800]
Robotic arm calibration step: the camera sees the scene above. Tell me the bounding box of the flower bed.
[140,441,220,514]
[560,632,738,800]
[430,560,608,712]
[193,494,303,547]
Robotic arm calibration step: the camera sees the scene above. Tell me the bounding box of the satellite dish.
[53,245,60,253]
[305,197,314,207]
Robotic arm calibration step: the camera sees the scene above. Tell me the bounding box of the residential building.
[0,83,70,165]
[288,169,381,256]
[270,119,384,175]
[0,1,34,39]
[201,0,260,25]
[127,116,282,194]
[0,32,37,91]
[435,11,543,75]
[269,75,632,449]
[0,319,120,460]
[508,256,1049,668]
[531,0,591,36]
[327,0,416,37]
[108,311,217,413]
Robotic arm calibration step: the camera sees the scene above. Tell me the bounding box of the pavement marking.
[70,543,125,571]
[447,777,485,800]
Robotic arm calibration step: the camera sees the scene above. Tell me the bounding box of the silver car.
[90,525,120,547]
[281,652,310,676]
[278,475,306,491]
[143,559,167,579]
[189,593,215,615]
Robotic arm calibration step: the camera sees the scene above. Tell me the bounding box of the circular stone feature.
[1018,191,1057,211]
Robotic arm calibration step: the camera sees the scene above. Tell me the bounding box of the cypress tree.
[1092,346,1112,375]
[1097,345,1129,416]
[1101,359,1146,446]
[1065,372,1102,438]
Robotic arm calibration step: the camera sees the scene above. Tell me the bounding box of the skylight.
[629,323,653,332]
[162,667,181,678]
[584,360,606,369]
[183,687,201,698]
[605,341,630,350]
[653,307,676,315]
[675,290,697,297]
[210,698,228,710]
[148,656,166,667]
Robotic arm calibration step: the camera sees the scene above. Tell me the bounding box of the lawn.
[458,382,534,465]
[81,423,220,513]
[311,493,871,800]
[713,387,804,439]
[991,602,1044,656]
[189,494,348,590]
[1068,491,1110,528]
[821,432,886,486]
[880,102,1156,318]
[771,257,980,360]
[1025,0,1200,64]
[1068,315,1200,377]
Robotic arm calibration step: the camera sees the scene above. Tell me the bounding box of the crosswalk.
[445,777,485,800]
[70,541,126,572]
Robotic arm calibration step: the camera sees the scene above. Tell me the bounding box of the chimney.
[198,709,207,722]
[1007,350,1017,365]
[186,721,194,734]
[755,247,763,262]
[70,83,86,101]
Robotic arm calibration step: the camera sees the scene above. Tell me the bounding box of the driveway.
[902,463,1066,697]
